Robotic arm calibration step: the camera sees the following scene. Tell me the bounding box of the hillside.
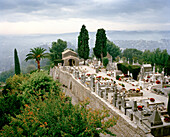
[0,30,170,72]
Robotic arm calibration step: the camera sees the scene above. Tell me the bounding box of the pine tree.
[78,25,89,65]
[14,48,21,75]
[93,28,107,61]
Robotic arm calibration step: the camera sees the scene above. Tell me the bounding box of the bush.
[116,75,120,80]
[0,71,117,136]
[0,93,24,129]
[117,63,128,74]
[103,57,109,68]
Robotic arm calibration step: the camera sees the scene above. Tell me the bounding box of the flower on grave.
[156,80,160,84]
[136,88,140,93]
[96,76,101,78]
[132,84,134,86]
[164,86,167,88]
[132,89,136,91]
[164,116,170,122]
[119,78,121,81]
[111,79,113,81]
[107,74,111,76]
[137,105,143,111]
[150,98,155,102]
[87,74,91,77]
[79,77,81,79]
[146,79,148,82]
[102,77,105,80]
[147,76,150,78]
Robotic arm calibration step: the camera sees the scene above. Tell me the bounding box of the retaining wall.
[50,67,151,137]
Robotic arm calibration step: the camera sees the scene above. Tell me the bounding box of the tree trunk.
[84,59,85,65]
[37,60,40,71]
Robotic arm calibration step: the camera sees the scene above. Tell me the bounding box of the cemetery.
[50,56,170,137]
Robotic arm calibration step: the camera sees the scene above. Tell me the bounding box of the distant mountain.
[0,30,170,72]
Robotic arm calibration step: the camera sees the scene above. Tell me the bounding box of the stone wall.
[50,67,151,137]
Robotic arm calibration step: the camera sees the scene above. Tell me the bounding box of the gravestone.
[77,71,79,79]
[90,74,95,92]
[132,101,138,111]
[96,67,99,73]
[117,93,122,110]
[112,91,118,107]
[148,105,163,126]
[104,87,110,100]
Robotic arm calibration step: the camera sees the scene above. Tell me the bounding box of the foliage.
[54,59,63,66]
[49,39,67,62]
[25,47,49,71]
[14,49,21,75]
[107,40,121,61]
[0,69,15,82]
[117,63,140,80]
[128,65,141,80]
[78,25,90,65]
[0,92,24,129]
[122,48,143,64]
[117,63,128,74]
[103,57,109,68]
[93,29,107,61]
[21,71,60,96]
[165,55,170,75]
[4,74,28,93]
[116,75,120,80]
[0,71,117,136]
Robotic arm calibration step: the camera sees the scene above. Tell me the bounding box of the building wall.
[50,67,150,137]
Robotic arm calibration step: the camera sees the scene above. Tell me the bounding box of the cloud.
[0,0,169,33]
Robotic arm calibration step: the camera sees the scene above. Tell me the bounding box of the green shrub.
[103,57,109,68]
[0,71,117,136]
[0,93,24,129]
[116,75,120,80]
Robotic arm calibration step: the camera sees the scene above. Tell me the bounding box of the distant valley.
[0,30,170,72]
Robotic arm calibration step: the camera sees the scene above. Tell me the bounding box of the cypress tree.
[78,25,89,65]
[93,28,107,61]
[14,48,21,75]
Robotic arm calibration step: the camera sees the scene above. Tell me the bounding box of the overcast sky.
[0,0,170,34]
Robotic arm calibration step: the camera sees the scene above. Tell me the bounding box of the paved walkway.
[79,66,168,106]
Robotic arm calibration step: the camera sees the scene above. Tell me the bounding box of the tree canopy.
[122,48,143,64]
[93,28,107,61]
[49,39,67,62]
[14,49,21,75]
[25,47,49,71]
[78,25,89,65]
[107,40,121,61]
